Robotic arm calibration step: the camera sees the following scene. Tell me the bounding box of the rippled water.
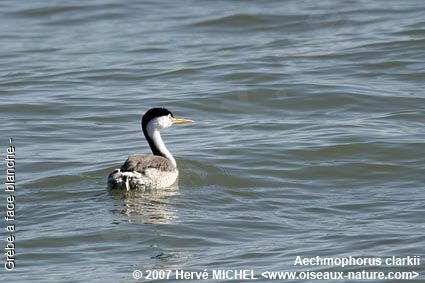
[1,0,425,282]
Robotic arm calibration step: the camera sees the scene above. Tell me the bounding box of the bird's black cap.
[142,107,174,127]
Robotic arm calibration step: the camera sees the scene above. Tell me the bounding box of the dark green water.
[1,0,424,282]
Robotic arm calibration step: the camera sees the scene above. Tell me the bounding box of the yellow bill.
[172,118,193,125]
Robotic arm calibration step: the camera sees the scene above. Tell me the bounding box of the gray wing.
[120,154,175,173]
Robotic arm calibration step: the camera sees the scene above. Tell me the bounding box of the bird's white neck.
[146,122,177,168]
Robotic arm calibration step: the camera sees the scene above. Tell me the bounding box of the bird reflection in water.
[109,184,180,224]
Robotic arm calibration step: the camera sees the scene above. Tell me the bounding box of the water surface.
[1,0,424,282]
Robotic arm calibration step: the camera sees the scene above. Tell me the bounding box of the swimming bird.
[107,107,192,190]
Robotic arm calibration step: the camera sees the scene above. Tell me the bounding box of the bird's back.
[121,154,176,173]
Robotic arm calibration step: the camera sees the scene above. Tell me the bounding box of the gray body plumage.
[107,154,178,190]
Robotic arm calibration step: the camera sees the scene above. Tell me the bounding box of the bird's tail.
[124,175,130,191]
[120,172,134,191]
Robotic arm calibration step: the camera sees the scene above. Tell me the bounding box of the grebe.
[107,107,192,190]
